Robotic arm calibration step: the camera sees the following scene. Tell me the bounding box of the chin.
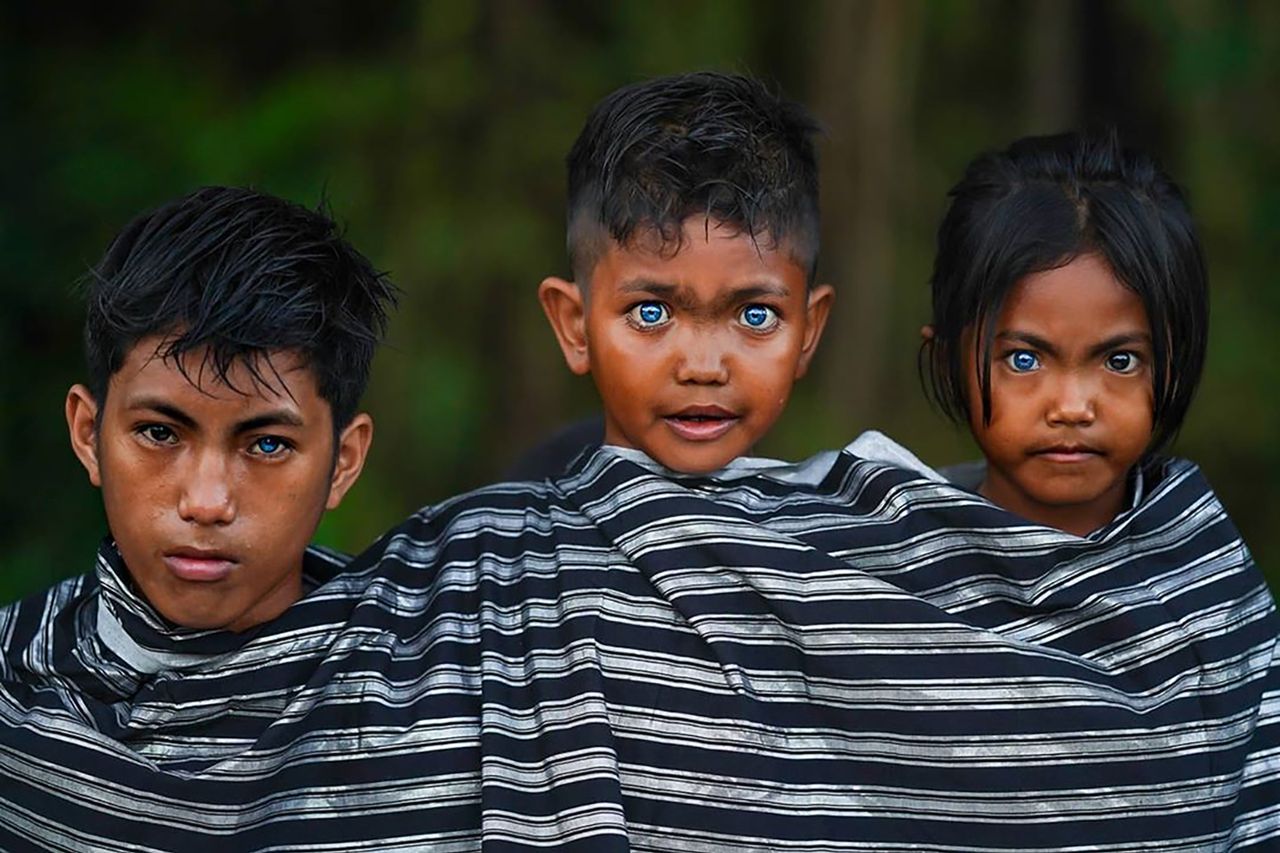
[157,607,228,631]
[1017,467,1111,500]
[146,592,233,631]
[654,449,737,475]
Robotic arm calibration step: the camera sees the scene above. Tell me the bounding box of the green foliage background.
[3,1,1277,602]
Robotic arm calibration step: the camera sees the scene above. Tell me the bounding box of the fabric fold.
[1,439,1276,850]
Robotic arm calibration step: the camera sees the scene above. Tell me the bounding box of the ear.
[794,284,835,378]
[325,413,374,510]
[920,324,936,343]
[66,384,103,487]
[538,276,591,376]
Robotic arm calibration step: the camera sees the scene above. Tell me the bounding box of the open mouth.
[663,406,740,441]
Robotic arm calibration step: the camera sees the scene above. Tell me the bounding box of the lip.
[663,404,740,442]
[162,548,238,582]
[1031,445,1103,464]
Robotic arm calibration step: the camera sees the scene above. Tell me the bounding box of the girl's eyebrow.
[995,330,1057,356]
[995,330,1151,358]
[1086,332,1152,357]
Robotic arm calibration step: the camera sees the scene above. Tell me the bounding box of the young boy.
[0,187,415,847]
[538,71,833,476]
[62,187,389,634]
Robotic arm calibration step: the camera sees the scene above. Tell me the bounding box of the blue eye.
[628,301,670,328]
[1106,351,1140,373]
[1006,350,1040,372]
[252,436,288,456]
[740,304,778,330]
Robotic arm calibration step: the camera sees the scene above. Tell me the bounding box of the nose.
[1046,372,1096,427]
[177,449,236,526]
[673,327,730,386]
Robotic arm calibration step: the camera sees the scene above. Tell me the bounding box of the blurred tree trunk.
[1025,0,1080,132]
[488,0,558,467]
[811,0,919,427]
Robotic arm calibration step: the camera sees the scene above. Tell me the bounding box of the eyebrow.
[129,400,197,428]
[236,411,306,431]
[994,330,1152,357]
[618,278,791,310]
[1086,332,1152,357]
[128,398,305,432]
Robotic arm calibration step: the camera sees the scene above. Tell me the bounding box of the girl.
[921,131,1208,536]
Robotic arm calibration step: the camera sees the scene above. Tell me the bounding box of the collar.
[600,444,841,487]
[93,538,346,674]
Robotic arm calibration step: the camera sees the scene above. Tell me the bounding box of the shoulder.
[843,430,949,483]
[0,573,97,675]
[344,472,589,580]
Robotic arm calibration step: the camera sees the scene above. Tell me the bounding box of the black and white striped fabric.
[2,443,1277,851]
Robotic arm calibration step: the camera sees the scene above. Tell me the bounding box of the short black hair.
[921,130,1208,454]
[84,186,397,430]
[566,71,821,283]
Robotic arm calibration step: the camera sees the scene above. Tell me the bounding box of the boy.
[63,186,388,634]
[538,71,833,475]
[0,187,430,847]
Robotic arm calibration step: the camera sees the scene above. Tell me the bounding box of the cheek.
[594,359,648,405]
[100,449,167,521]
[1118,395,1156,453]
[1106,376,1155,435]
[594,337,665,391]
[254,460,329,505]
[966,403,1023,463]
[740,358,798,421]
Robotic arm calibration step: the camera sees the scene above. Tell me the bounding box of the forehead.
[998,255,1149,332]
[109,337,321,413]
[592,219,808,292]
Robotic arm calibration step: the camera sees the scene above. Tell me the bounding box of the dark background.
[3,0,1277,601]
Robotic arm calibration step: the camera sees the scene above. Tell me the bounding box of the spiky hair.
[84,186,397,429]
[566,71,821,282]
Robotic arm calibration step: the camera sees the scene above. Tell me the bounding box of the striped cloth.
[1,442,1277,851]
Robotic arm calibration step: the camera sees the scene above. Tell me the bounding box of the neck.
[978,476,1128,538]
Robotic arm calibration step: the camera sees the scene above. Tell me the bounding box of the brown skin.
[540,218,833,474]
[66,338,372,632]
[957,253,1155,536]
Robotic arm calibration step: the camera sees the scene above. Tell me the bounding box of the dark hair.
[566,71,821,283]
[921,130,1208,454]
[84,186,397,430]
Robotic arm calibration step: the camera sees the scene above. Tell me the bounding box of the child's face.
[965,253,1154,535]
[542,218,832,473]
[65,337,371,631]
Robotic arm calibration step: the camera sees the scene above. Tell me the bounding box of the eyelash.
[1003,349,1041,373]
[625,301,670,329]
[134,424,294,458]
[625,301,783,332]
[137,423,178,445]
[1105,351,1142,374]
[248,436,294,458]
[999,349,1146,375]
